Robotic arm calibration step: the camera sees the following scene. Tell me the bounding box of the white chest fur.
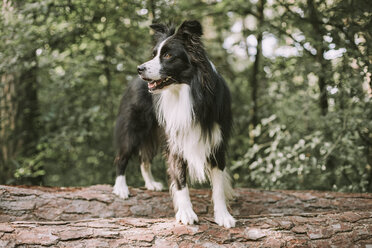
[155,84,222,183]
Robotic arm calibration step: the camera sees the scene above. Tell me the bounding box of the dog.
[113,20,236,228]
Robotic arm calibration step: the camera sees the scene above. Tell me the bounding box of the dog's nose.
[137,65,146,74]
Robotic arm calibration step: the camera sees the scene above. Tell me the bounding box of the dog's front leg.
[211,167,236,228]
[168,153,198,225]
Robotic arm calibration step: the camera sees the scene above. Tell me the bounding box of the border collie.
[113,20,235,228]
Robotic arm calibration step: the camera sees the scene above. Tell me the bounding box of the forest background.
[1,0,371,192]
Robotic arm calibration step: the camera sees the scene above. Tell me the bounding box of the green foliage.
[0,0,371,192]
[233,104,372,192]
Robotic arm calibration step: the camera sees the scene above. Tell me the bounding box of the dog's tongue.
[148,79,162,90]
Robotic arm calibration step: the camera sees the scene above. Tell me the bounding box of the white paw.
[113,186,129,199]
[113,176,130,199]
[145,181,163,191]
[176,207,198,225]
[214,211,236,228]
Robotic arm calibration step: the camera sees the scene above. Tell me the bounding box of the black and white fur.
[113,20,235,228]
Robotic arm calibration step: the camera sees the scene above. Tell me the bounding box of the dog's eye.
[163,53,172,59]
[152,51,156,58]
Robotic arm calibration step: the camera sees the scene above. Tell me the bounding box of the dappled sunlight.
[0,0,370,192]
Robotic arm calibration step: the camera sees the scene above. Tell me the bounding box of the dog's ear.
[150,23,175,41]
[176,20,203,39]
[150,23,168,34]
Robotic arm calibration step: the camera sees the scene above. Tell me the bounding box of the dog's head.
[137,20,203,93]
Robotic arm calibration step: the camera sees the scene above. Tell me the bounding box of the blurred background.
[0,0,371,192]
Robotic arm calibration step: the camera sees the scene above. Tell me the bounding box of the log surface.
[0,185,371,247]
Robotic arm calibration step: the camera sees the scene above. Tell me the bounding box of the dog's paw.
[113,176,130,199]
[214,211,236,228]
[176,207,198,225]
[145,181,163,191]
[113,185,130,199]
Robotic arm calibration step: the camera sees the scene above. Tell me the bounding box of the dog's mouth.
[142,76,175,92]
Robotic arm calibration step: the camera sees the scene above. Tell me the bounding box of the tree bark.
[0,4,41,185]
[247,0,265,143]
[0,74,17,183]
[307,0,329,116]
[0,185,371,247]
[251,0,265,127]
[0,67,40,185]
[148,0,157,22]
[19,64,40,157]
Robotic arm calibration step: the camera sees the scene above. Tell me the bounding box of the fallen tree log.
[0,185,371,247]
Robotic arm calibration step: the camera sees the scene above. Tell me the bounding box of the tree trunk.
[0,185,371,247]
[0,62,41,185]
[19,65,40,157]
[249,0,265,142]
[148,0,157,22]
[0,74,18,184]
[307,0,329,116]
[20,63,42,185]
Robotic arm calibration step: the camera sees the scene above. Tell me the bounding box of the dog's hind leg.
[168,153,198,225]
[113,153,131,199]
[140,161,163,191]
[139,129,163,191]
